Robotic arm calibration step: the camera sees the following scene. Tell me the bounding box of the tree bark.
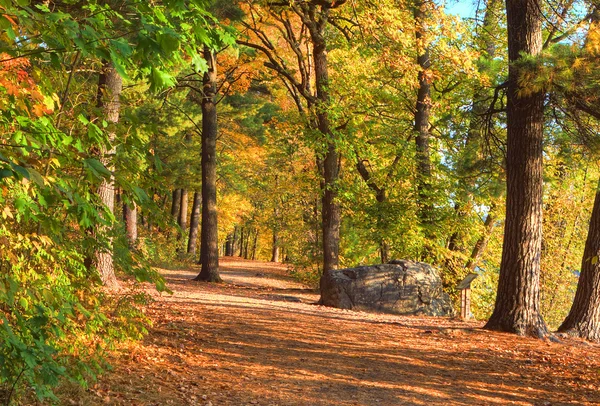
[93,62,122,290]
[484,0,548,337]
[232,226,239,256]
[178,189,189,231]
[225,233,234,256]
[171,189,181,219]
[271,231,280,263]
[195,47,221,282]
[380,240,390,264]
[187,191,201,255]
[124,201,137,249]
[243,228,250,259]
[251,230,258,260]
[414,0,434,250]
[239,227,245,257]
[310,8,340,274]
[558,182,600,340]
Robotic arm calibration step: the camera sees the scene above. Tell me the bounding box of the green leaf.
[10,163,30,179]
[150,67,176,91]
[0,16,11,30]
[84,158,112,179]
[191,53,208,73]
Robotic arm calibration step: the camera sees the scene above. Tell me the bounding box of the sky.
[445,0,479,19]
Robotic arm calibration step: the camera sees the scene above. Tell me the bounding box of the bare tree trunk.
[171,189,181,219]
[251,230,258,260]
[178,189,189,231]
[315,16,342,299]
[380,240,389,264]
[124,202,137,249]
[187,191,201,255]
[558,182,600,340]
[271,231,280,263]
[243,229,250,259]
[232,226,239,256]
[195,47,221,282]
[484,0,548,337]
[239,227,245,257]
[225,233,234,256]
[413,0,434,258]
[93,62,122,290]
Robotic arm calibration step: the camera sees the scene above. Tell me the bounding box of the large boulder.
[319,260,455,317]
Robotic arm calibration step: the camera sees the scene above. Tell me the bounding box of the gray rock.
[319,260,455,317]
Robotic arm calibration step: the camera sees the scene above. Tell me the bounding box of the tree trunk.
[380,240,389,264]
[251,230,258,260]
[171,189,181,219]
[239,227,245,257]
[414,0,434,251]
[178,189,189,231]
[93,62,122,290]
[311,14,340,274]
[225,233,234,256]
[124,201,137,249]
[557,182,600,340]
[243,229,250,259]
[232,226,239,256]
[187,191,201,255]
[271,231,280,263]
[484,0,548,337]
[195,47,221,282]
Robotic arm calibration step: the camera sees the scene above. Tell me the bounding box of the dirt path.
[72,258,600,406]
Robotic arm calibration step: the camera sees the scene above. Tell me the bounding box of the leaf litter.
[56,258,600,406]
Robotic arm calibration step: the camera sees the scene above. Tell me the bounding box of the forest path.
[73,258,600,406]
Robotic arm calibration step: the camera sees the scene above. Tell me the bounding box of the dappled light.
[68,258,600,405]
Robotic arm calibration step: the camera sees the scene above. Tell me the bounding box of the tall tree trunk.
[225,233,234,256]
[309,8,340,274]
[271,231,280,263]
[195,47,221,282]
[93,62,122,290]
[124,201,137,249]
[187,191,201,255]
[178,189,189,230]
[380,240,390,264]
[232,226,239,256]
[251,230,258,260]
[171,189,181,219]
[558,182,600,340]
[414,0,434,252]
[484,0,548,337]
[239,227,245,257]
[243,229,250,259]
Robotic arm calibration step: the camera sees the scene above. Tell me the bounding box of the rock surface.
[319,260,455,317]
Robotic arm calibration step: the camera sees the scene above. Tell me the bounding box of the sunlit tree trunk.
[171,188,181,220]
[195,47,221,282]
[187,191,201,255]
[271,231,280,263]
[484,0,548,337]
[93,62,122,290]
[308,5,340,273]
[413,0,434,256]
[558,182,600,341]
[124,202,137,249]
